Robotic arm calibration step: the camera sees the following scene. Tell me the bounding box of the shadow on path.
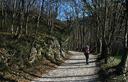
[58,65,97,69]
[42,73,97,78]
[62,60,97,66]
[69,58,97,60]
[32,51,100,82]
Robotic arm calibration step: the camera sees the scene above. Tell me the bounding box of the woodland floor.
[32,51,100,82]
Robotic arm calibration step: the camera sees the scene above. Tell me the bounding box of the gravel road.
[32,51,100,82]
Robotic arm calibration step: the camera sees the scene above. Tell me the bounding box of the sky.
[56,2,73,21]
[56,0,93,21]
[56,0,84,21]
[38,0,92,21]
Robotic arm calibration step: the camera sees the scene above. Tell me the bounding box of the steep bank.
[0,33,70,82]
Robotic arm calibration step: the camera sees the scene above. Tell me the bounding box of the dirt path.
[32,51,100,82]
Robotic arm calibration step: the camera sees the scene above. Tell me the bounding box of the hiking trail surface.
[32,51,100,82]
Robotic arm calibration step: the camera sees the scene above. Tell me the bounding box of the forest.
[0,0,128,82]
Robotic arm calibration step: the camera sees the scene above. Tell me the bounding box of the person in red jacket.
[82,45,90,64]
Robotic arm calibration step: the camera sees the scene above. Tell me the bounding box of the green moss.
[102,56,121,70]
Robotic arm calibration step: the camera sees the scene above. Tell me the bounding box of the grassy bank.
[99,55,128,82]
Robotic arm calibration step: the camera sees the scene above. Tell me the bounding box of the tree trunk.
[17,0,25,38]
[11,0,16,35]
[117,11,128,76]
[25,15,29,35]
[1,1,4,31]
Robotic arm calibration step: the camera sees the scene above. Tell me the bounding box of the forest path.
[32,51,100,82]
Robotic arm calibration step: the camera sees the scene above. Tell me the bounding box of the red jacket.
[82,48,90,54]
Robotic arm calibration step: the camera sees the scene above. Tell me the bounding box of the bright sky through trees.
[56,0,85,21]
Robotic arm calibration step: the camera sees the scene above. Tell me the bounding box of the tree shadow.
[62,78,99,82]
[42,73,97,78]
[89,60,98,63]
[64,61,87,65]
[63,60,97,65]
[69,59,87,60]
[58,65,97,69]
[69,58,97,61]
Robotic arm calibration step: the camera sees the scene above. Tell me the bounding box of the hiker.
[82,45,90,64]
